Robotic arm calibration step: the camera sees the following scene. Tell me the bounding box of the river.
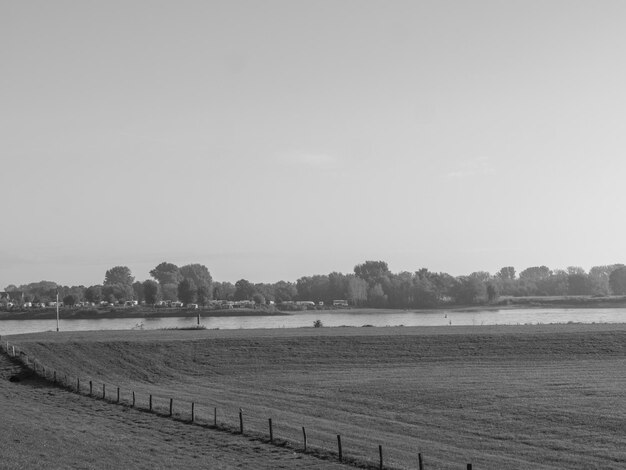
[1,307,626,336]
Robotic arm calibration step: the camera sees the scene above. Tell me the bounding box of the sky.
[2,1,626,288]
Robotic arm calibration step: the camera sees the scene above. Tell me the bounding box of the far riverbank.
[0,307,289,321]
[2,294,626,322]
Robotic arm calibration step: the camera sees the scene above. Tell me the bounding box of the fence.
[1,338,475,470]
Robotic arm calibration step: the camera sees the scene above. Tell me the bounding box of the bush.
[313,319,323,328]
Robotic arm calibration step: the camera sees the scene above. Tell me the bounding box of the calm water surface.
[1,308,626,336]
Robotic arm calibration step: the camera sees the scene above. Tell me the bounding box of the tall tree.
[589,265,625,296]
[519,266,552,281]
[346,275,368,306]
[196,285,210,306]
[354,261,390,287]
[272,281,297,303]
[104,266,134,286]
[102,283,133,302]
[132,281,145,303]
[179,264,212,300]
[609,267,626,294]
[496,267,516,280]
[84,285,103,303]
[142,280,159,305]
[161,283,178,301]
[234,279,256,301]
[150,262,182,285]
[213,281,236,301]
[296,275,330,302]
[178,278,197,305]
[450,276,484,304]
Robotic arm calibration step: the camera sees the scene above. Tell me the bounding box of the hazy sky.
[2,1,626,288]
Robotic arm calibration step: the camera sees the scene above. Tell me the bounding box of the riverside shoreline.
[2,295,626,321]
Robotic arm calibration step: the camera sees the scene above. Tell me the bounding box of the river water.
[1,308,625,336]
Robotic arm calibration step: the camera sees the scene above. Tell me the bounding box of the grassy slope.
[0,354,351,470]
[7,324,626,470]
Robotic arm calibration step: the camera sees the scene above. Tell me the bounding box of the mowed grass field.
[6,324,626,469]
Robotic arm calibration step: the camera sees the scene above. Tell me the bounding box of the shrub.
[313,319,323,328]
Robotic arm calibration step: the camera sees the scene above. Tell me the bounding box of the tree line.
[4,261,626,309]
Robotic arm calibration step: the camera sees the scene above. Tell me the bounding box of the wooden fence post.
[53,371,57,384]
[418,452,424,470]
[191,402,195,423]
[337,435,342,462]
[77,378,80,393]
[89,381,93,396]
[302,427,307,451]
[132,391,136,407]
[117,387,120,403]
[467,465,472,470]
[169,398,173,417]
[102,384,106,399]
[379,445,383,470]
[214,407,217,427]
[149,394,152,411]
[269,419,273,443]
[239,408,244,434]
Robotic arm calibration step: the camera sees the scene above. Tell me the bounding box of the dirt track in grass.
[4,324,626,469]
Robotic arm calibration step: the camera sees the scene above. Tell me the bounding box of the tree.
[102,283,133,302]
[519,266,551,281]
[367,283,388,307]
[142,280,159,305]
[17,281,58,303]
[296,275,330,302]
[178,278,197,305]
[354,261,390,287]
[346,275,368,306]
[450,276,484,305]
[590,265,625,296]
[254,283,275,303]
[486,283,498,303]
[196,285,210,306]
[538,269,569,296]
[234,279,256,301]
[161,283,178,301]
[132,281,144,303]
[63,294,76,306]
[609,267,626,294]
[179,264,212,300]
[328,272,349,302]
[412,275,439,307]
[213,281,236,301]
[567,272,594,295]
[469,271,491,283]
[150,262,182,285]
[272,281,297,303]
[104,266,134,286]
[496,267,516,280]
[84,285,103,304]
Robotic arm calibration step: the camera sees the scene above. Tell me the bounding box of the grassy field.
[5,324,626,469]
